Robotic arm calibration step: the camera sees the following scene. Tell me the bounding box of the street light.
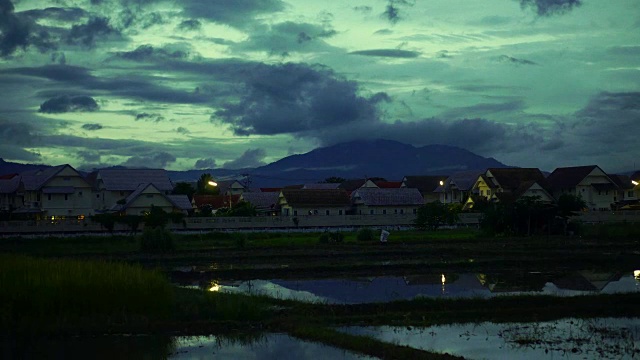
[633,180,639,186]
[208,180,218,187]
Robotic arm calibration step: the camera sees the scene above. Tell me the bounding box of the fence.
[0,213,483,235]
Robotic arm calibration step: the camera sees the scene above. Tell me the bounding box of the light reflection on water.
[340,318,640,360]
[169,333,374,360]
[1,334,373,360]
[184,271,640,304]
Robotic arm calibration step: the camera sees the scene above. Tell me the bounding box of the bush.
[319,231,344,244]
[357,228,375,241]
[139,228,174,253]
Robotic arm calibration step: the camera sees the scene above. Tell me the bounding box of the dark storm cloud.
[235,21,337,54]
[497,55,538,65]
[3,64,210,105]
[519,0,582,16]
[0,119,41,161]
[382,0,415,24]
[82,123,103,130]
[310,117,543,156]
[573,92,640,145]
[135,112,165,122]
[349,49,420,58]
[194,158,216,169]
[121,151,176,168]
[66,17,120,47]
[115,44,190,61]
[0,0,30,57]
[76,150,100,163]
[177,19,201,31]
[213,63,388,136]
[180,0,285,28]
[39,95,99,113]
[19,7,88,22]
[223,148,266,169]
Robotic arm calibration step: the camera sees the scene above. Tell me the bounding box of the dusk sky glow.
[0,0,639,173]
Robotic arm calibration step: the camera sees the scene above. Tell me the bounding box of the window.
[394,209,398,214]
[313,210,318,215]
[382,209,387,215]
[339,210,343,215]
[325,210,330,215]
[293,210,298,216]
[480,190,484,196]
[64,194,68,201]
[96,194,100,198]
[629,191,635,197]
[47,194,51,201]
[370,209,374,215]
[400,209,404,214]
[78,191,82,197]
[487,190,491,196]
[37,194,41,201]
[413,208,417,214]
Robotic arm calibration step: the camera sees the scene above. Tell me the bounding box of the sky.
[0,0,639,173]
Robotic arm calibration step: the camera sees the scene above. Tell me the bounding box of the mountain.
[0,158,52,175]
[0,140,509,187]
[242,139,507,186]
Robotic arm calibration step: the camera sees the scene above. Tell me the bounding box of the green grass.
[0,255,174,333]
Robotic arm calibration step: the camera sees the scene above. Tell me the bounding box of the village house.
[401,175,448,203]
[111,183,193,215]
[191,194,241,214]
[464,168,553,210]
[545,165,619,211]
[19,165,94,219]
[609,174,638,209]
[351,188,424,215]
[279,189,351,216]
[0,174,23,215]
[90,168,175,212]
[239,192,280,216]
[437,170,483,204]
[216,180,246,196]
[338,179,378,195]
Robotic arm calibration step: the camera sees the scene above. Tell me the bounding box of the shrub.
[357,228,375,241]
[318,232,330,244]
[139,228,174,253]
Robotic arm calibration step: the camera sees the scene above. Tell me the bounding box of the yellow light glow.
[441,274,446,285]
[632,181,639,186]
[439,181,444,186]
[634,270,640,279]
[209,281,220,292]
[208,181,218,186]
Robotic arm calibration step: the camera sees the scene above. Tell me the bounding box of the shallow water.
[341,317,640,360]
[183,270,640,304]
[2,333,373,360]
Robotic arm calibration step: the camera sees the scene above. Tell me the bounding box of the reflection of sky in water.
[341,318,640,360]
[169,334,374,360]
[213,273,640,304]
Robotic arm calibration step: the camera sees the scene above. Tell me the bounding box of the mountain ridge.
[0,139,509,186]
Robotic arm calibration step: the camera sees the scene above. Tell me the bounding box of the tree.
[173,182,196,201]
[556,193,586,235]
[215,201,257,217]
[143,205,169,229]
[196,173,219,195]
[414,202,459,230]
[323,176,346,184]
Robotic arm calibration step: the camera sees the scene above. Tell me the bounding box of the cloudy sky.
[0,0,638,173]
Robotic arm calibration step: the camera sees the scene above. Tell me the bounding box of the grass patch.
[0,255,173,333]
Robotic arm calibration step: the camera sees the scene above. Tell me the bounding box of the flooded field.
[175,270,640,304]
[1,333,373,360]
[341,317,640,359]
